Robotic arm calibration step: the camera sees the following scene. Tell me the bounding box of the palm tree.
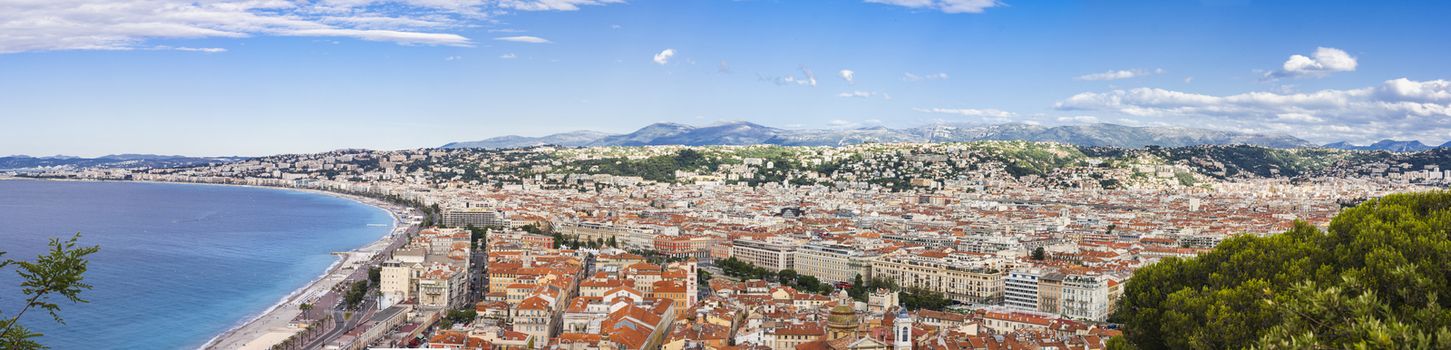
[299,303,313,321]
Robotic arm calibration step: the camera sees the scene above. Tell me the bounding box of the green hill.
[1113,191,1451,349]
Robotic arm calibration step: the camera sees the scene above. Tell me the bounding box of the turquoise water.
[0,180,392,349]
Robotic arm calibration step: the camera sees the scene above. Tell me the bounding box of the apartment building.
[793,242,873,284]
[1060,274,1110,321]
[1004,268,1044,311]
[870,252,1004,304]
[442,207,509,227]
[730,237,801,272]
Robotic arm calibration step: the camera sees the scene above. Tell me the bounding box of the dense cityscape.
[6,141,1448,349]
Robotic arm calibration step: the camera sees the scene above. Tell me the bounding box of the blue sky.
[1,0,1449,156]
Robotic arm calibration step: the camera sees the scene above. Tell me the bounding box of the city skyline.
[3,0,1450,156]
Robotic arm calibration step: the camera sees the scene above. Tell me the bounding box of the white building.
[731,237,801,272]
[1060,274,1110,321]
[794,242,873,284]
[1004,268,1044,311]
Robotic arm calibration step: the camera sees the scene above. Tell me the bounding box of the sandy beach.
[198,190,416,350]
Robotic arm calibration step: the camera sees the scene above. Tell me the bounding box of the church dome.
[827,304,858,329]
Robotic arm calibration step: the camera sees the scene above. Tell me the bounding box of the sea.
[0,179,394,349]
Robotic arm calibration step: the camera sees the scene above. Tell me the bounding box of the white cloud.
[1076,68,1164,81]
[499,53,517,59]
[1265,47,1358,79]
[1057,115,1100,123]
[0,0,622,54]
[498,0,623,11]
[838,91,890,99]
[903,72,949,82]
[1055,78,1451,143]
[865,0,1003,13]
[494,35,551,44]
[445,55,463,61]
[159,46,226,53]
[915,107,1016,118]
[762,66,818,87]
[653,48,675,65]
[839,69,855,84]
[828,119,858,128]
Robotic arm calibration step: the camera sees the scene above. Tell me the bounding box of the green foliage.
[1174,171,1197,187]
[972,141,1087,177]
[343,279,369,310]
[368,266,382,288]
[1115,191,1451,349]
[1032,247,1046,261]
[901,287,952,311]
[440,308,478,329]
[849,275,900,302]
[717,259,828,293]
[1,233,100,350]
[566,149,723,182]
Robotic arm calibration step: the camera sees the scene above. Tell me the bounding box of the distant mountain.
[441,130,614,149]
[442,121,1318,149]
[1322,139,1435,152]
[0,154,247,171]
[648,122,784,146]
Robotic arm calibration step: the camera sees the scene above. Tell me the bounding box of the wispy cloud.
[1076,68,1164,81]
[838,91,890,99]
[1056,115,1099,123]
[839,69,856,84]
[495,36,552,44]
[498,0,624,11]
[0,0,621,54]
[653,49,675,65]
[762,66,818,87]
[915,107,1015,118]
[903,72,949,82]
[865,0,1004,14]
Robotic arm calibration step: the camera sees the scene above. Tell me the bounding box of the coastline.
[198,185,416,350]
[3,177,417,350]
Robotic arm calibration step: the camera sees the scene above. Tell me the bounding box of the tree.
[368,267,382,287]
[343,280,369,310]
[1,234,100,349]
[1032,247,1046,261]
[298,303,314,321]
[1114,191,1451,349]
[440,308,478,329]
[778,269,799,284]
[848,274,867,301]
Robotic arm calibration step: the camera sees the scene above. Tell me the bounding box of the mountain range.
[1322,140,1451,152]
[0,154,248,171]
[442,121,1320,149]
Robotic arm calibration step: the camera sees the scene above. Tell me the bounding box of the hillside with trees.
[1112,191,1451,349]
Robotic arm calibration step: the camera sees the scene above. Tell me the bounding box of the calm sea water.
[0,179,392,349]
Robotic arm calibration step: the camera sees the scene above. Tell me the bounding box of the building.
[380,260,420,307]
[794,242,872,284]
[1060,274,1110,321]
[731,237,801,272]
[419,263,469,309]
[443,207,509,228]
[1004,268,1044,311]
[870,252,1003,304]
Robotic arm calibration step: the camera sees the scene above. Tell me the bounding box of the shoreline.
[200,189,412,350]
[4,177,417,350]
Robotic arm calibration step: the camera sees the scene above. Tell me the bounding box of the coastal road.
[302,298,376,349]
[297,220,413,349]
